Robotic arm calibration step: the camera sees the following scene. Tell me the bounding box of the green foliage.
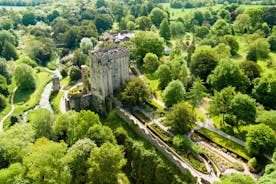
[209,86,235,117]
[87,124,116,146]
[221,35,239,56]
[162,80,186,107]
[262,7,276,27]
[1,41,18,61]
[0,94,6,110]
[72,49,87,67]
[0,124,34,163]
[95,14,113,34]
[207,60,250,93]
[268,35,276,51]
[252,76,276,110]
[0,163,23,184]
[239,61,261,81]
[215,173,256,184]
[165,101,195,134]
[212,19,232,36]
[257,151,276,184]
[23,138,71,184]
[16,57,37,67]
[65,138,96,184]
[170,21,185,37]
[159,19,171,41]
[136,16,152,31]
[69,66,81,81]
[53,110,101,146]
[0,61,10,84]
[188,77,206,108]
[249,38,270,59]
[229,93,256,126]
[150,7,167,27]
[246,124,276,158]
[195,26,210,38]
[155,64,172,89]
[190,45,218,81]
[143,53,159,72]
[173,135,202,154]
[234,14,251,33]
[22,12,36,26]
[29,108,54,139]
[121,77,150,107]
[131,31,165,61]
[14,64,36,90]
[80,38,93,54]
[0,74,9,96]
[87,142,126,184]
[214,43,231,60]
[256,110,276,130]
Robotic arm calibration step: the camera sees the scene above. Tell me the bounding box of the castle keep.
[66,47,130,113]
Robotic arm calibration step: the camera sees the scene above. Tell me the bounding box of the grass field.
[196,128,250,160]
[50,91,63,114]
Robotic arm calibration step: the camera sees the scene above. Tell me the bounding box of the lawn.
[13,71,52,115]
[196,128,250,160]
[50,90,63,114]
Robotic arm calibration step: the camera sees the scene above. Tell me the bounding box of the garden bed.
[196,128,250,160]
[131,109,150,124]
[147,123,172,142]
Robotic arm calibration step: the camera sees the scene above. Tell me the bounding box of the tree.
[162,80,186,107]
[80,38,93,54]
[229,93,256,127]
[1,41,18,61]
[190,45,218,82]
[195,26,210,38]
[246,8,263,28]
[95,14,113,34]
[164,102,196,134]
[0,75,9,96]
[54,110,101,146]
[247,46,258,62]
[170,22,185,38]
[221,35,239,55]
[249,38,270,59]
[159,19,171,42]
[155,64,172,89]
[87,142,126,184]
[14,64,36,90]
[214,43,231,60]
[72,49,87,67]
[69,66,81,81]
[23,138,71,184]
[136,16,152,31]
[150,8,167,27]
[30,108,54,139]
[121,77,150,107]
[257,151,276,184]
[246,124,276,158]
[0,94,6,110]
[178,64,190,86]
[256,110,276,131]
[131,31,165,61]
[215,173,256,184]
[65,138,96,184]
[262,7,276,27]
[268,35,276,51]
[63,27,78,49]
[209,87,236,125]
[207,60,250,93]
[0,163,23,184]
[239,61,261,81]
[0,124,34,163]
[143,53,159,72]
[234,14,251,33]
[252,76,276,110]
[0,61,10,84]
[188,78,206,108]
[87,124,116,146]
[22,12,36,26]
[212,19,232,36]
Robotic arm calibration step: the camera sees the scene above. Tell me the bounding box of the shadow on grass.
[14,88,34,105]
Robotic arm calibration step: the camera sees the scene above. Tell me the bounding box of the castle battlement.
[89,47,130,63]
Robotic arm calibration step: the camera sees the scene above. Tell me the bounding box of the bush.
[14,64,36,90]
[148,123,172,142]
[60,68,68,78]
[248,157,257,172]
[0,94,6,110]
[69,66,81,81]
[268,35,276,51]
[16,57,38,67]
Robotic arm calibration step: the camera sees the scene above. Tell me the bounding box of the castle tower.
[52,75,60,92]
[88,47,130,100]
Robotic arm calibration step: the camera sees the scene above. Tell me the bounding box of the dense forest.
[0,0,275,183]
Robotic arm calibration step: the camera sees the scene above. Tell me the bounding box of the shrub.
[69,66,81,81]
[0,94,6,110]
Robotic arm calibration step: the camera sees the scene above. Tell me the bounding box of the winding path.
[0,86,17,132]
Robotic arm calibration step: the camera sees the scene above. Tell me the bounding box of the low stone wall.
[116,108,199,178]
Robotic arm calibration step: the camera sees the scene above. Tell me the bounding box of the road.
[0,87,17,132]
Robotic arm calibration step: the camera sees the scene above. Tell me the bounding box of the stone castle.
[65,46,130,114]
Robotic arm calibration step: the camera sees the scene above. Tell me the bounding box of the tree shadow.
[14,88,35,104]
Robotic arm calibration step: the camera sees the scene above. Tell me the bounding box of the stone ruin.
[52,74,60,92]
[66,46,130,114]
